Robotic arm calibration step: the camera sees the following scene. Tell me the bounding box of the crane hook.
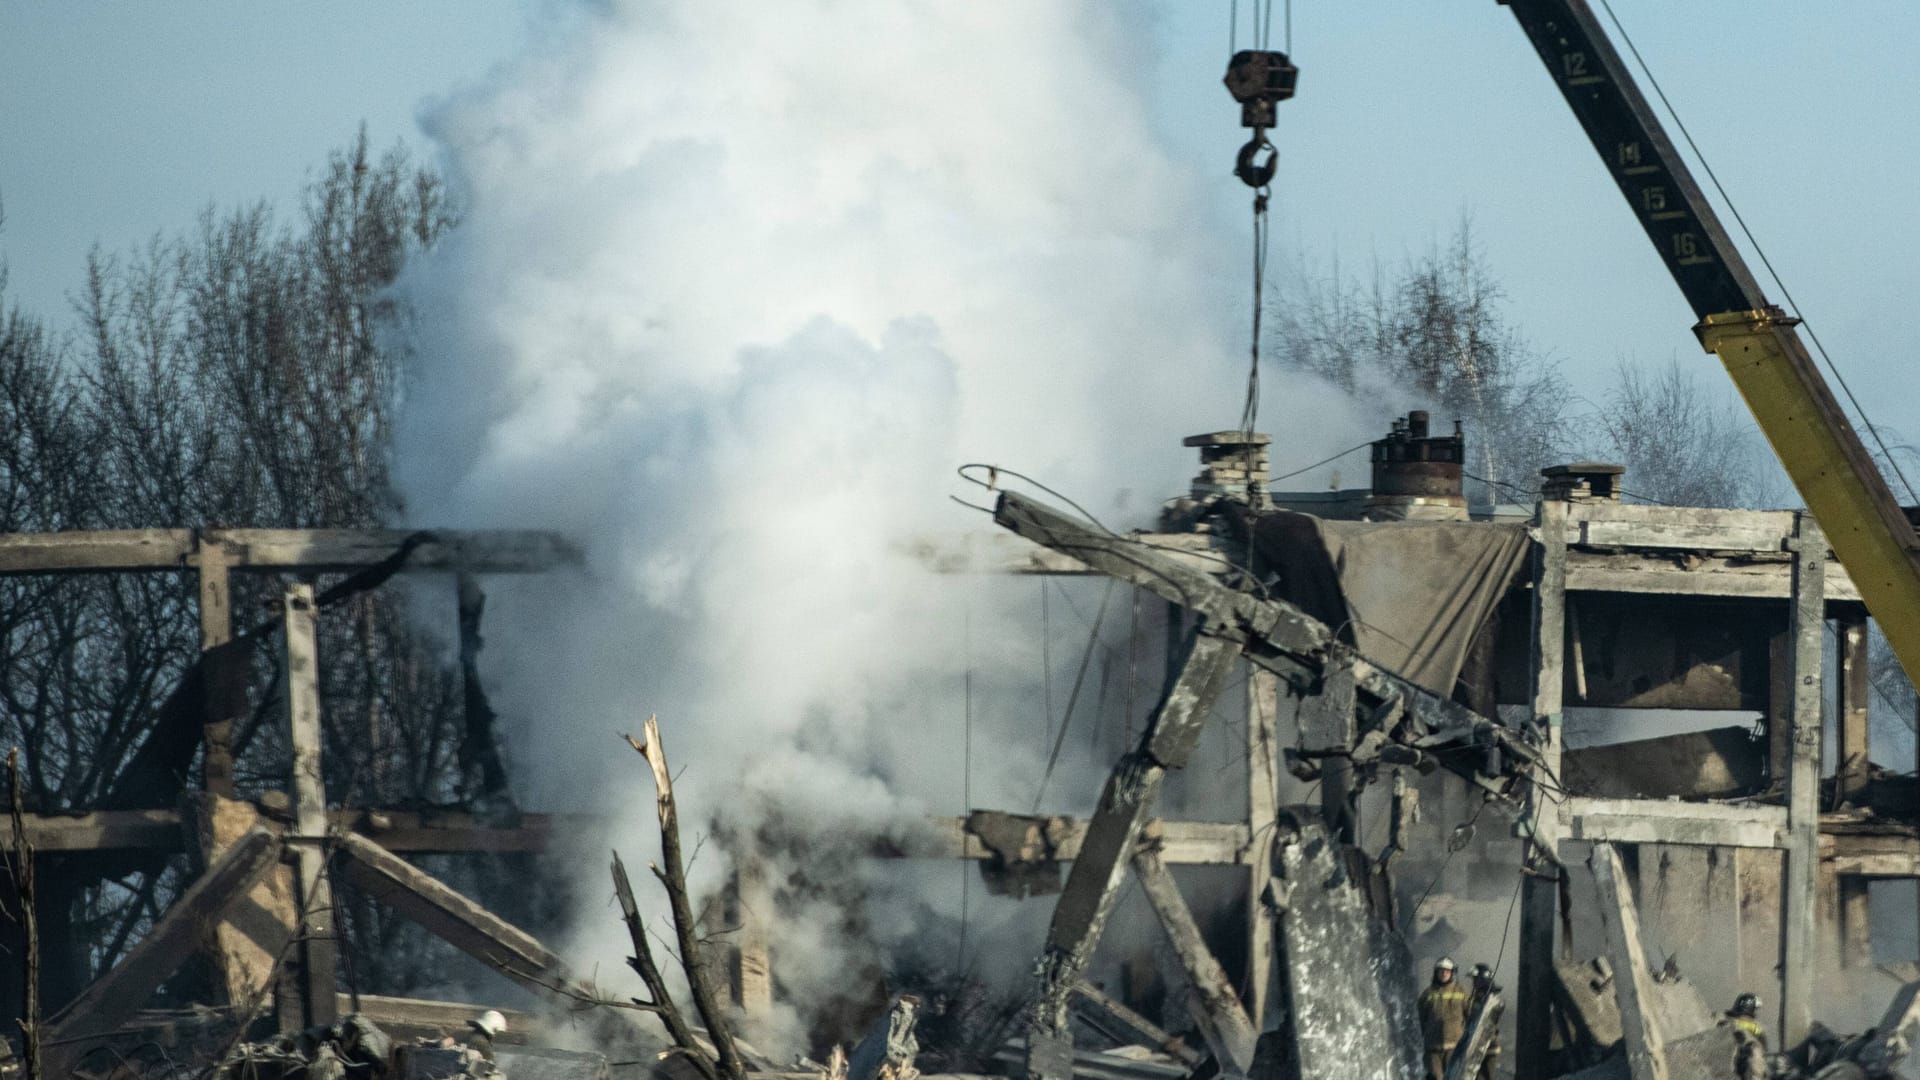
[1236,135,1277,189]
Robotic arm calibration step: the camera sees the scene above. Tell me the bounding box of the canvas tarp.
[1249,513,1531,701]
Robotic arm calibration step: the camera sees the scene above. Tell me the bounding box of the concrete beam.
[336,832,576,997]
[0,527,580,576]
[1131,849,1257,1074]
[904,531,1220,577]
[1563,798,1787,850]
[1563,553,1862,604]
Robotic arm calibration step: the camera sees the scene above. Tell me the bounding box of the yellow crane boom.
[1503,0,1920,679]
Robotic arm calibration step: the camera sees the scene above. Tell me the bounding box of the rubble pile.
[214,1013,502,1080]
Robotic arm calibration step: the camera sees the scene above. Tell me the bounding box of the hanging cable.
[1033,579,1118,811]
[1597,0,1919,504]
[1237,178,1271,502]
[1126,587,1140,745]
[1040,580,1054,750]
[958,600,973,971]
[1223,16,1294,504]
[1266,439,1372,486]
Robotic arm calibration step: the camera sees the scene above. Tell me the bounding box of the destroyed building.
[8,2,1920,1078]
[9,406,1920,1080]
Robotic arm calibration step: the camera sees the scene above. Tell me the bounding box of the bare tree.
[1271,220,1575,503]
[1,129,502,1012]
[1592,358,1786,509]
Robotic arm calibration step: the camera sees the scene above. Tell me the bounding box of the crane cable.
[1230,0,1283,501]
[1597,0,1919,505]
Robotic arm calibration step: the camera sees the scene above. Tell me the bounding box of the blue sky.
[2,2,1915,422]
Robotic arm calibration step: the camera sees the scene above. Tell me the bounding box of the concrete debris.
[846,995,922,1080]
[216,1014,409,1079]
[209,1014,611,1080]
[965,811,1063,898]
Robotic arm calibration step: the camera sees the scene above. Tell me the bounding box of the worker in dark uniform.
[1721,993,1767,1079]
[1418,957,1469,1080]
[1464,962,1502,1080]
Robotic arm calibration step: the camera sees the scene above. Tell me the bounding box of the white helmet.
[475,1010,508,1037]
[1436,957,1457,972]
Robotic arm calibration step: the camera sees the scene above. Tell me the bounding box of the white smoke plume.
[390,0,1375,1052]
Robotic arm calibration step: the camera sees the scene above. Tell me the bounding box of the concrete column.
[1838,616,1872,803]
[284,583,338,1030]
[1245,666,1280,1024]
[1782,514,1825,1043]
[1516,498,1568,1079]
[197,540,237,798]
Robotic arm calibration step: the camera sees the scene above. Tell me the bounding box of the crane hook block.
[1223,49,1298,130]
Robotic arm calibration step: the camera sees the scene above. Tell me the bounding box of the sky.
[2,2,1916,439]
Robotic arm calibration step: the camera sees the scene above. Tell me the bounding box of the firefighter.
[1464,962,1502,1080]
[463,1009,507,1063]
[1721,993,1767,1079]
[1418,957,1470,1080]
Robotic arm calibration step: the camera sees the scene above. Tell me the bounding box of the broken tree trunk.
[42,827,281,1075]
[612,850,719,1080]
[1131,848,1257,1074]
[627,716,748,1080]
[7,750,41,1080]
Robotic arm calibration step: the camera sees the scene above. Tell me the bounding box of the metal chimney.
[1368,410,1467,520]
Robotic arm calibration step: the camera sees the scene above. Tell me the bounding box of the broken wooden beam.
[42,827,281,1073]
[1130,849,1256,1074]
